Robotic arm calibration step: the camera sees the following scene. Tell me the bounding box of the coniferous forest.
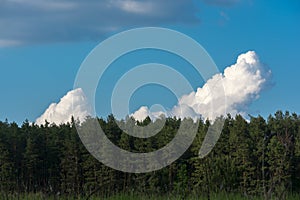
[0,111,300,199]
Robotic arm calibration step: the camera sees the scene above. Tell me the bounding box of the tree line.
[0,110,300,199]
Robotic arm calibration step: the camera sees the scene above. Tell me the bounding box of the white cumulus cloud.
[131,106,150,121]
[35,88,92,125]
[131,106,166,121]
[132,51,271,121]
[36,51,271,124]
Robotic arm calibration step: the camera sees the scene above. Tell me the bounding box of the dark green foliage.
[0,111,300,199]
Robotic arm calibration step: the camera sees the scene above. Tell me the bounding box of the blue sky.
[0,0,299,124]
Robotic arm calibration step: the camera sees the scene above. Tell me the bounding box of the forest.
[0,110,300,199]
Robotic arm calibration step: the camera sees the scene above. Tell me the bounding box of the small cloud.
[220,11,230,21]
[202,0,241,7]
[218,11,230,26]
[35,88,92,125]
[131,106,150,122]
[113,0,155,14]
[131,106,165,122]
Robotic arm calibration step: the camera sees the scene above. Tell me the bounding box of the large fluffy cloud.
[132,51,271,121]
[35,88,91,125]
[0,0,199,46]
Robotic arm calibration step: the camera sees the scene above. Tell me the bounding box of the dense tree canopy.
[0,111,299,199]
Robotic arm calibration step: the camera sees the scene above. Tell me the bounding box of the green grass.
[1,193,300,200]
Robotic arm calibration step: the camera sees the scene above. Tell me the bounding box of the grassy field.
[2,193,300,200]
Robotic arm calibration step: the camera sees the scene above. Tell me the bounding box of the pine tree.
[229,115,253,195]
[249,115,268,195]
[60,120,84,197]
[0,132,14,195]
[267,111,295,199]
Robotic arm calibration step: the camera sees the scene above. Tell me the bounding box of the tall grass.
[1,193,300,200]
